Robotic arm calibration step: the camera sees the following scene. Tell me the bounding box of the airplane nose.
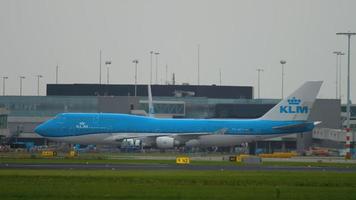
[34,123,47,136]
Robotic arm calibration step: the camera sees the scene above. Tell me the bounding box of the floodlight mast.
[280,60,286,99]
[2,76,8,96]
[256,68,264,99]
[19,76,26,96]
[132,59,139,96]
[333,51,342,99]
[336,31,356,159]
[36,75,43,96]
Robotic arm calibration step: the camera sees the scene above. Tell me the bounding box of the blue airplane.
[35,81,322,148]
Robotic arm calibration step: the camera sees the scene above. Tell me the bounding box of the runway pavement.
[1,162,356,172]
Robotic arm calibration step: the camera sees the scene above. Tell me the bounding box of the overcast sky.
[1,0,355,102]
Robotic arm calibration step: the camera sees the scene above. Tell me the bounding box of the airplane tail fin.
[259,81,323,121]
[148,84,155,117]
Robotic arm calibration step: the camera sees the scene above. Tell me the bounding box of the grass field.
[1,151,356,167]
[2,156,356,168]
[0,169,356,200]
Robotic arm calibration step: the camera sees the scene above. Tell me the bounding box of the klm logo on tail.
[280,97,308,114]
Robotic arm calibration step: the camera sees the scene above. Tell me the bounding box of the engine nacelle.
[185,139,200,147]
[156,136,179,149]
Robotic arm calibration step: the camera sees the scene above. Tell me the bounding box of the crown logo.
[287,97,301,105]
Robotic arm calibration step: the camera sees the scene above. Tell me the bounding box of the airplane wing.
[110,128,228,143]
[171,128,228,142]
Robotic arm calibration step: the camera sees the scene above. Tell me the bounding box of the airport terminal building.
[0,83,349,154]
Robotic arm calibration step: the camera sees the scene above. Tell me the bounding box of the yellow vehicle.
[41,151,57,157]
[236,154,250,162]
[67,150,78,158]
[176,156,190,164]
[259,152,297,158]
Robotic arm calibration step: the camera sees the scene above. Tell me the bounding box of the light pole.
[336,31,356,159]
[197,44,200,85]
[154,52,160,84]
[165,64,168,85]
[19,76,25,96]
[132,59,139,96]
[339,52,345,100]
[280,60,286,99]
[2,76,8,96]
[55,65,59,84]
[150,51,154,84]
[99,50,102,84]
[219,68,222,86]
[105,61,111,84]
[36,75,43,96]
[256,68,264,99]
[333,51,345,99]
[333,51,341,99]
[56,65,58,84]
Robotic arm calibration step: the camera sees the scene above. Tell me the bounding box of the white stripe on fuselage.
[48,133,161,145]
[47,132,288,147]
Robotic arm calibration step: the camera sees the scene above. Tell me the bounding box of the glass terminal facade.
[0,96,97,117]
[0,114,7,129]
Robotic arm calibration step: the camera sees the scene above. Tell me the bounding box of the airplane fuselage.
[35,113,314,147]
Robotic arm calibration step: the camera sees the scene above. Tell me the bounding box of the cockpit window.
[55,113,66,120]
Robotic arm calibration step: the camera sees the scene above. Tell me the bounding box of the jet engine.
[156,136,179,149]
[185,139,200,147]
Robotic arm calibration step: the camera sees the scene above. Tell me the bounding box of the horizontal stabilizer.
[314,121,322,126]
[272,123,309,130]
